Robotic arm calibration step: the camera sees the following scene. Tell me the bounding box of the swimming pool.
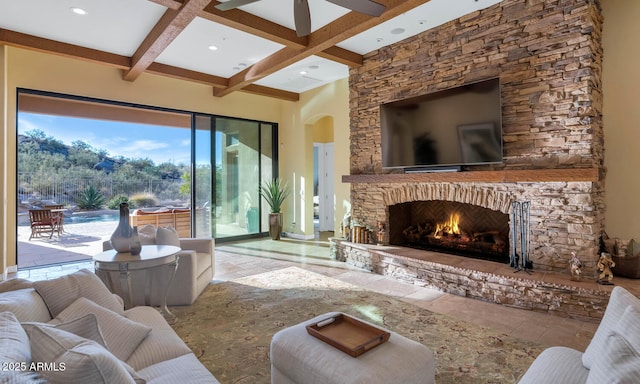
[65,213,118,224]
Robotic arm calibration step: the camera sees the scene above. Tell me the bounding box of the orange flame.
[434,213,461,238]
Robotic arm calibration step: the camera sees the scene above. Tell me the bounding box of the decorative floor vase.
[110,202,133,252]
[268,212,282,240]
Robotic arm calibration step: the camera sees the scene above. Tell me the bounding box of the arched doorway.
[310,116,335,235]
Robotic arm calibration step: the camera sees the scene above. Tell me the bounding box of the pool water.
[65,214,118,224]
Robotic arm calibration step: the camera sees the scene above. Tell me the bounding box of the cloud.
[125,140,169,151]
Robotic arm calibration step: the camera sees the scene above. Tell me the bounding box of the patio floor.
[17,217,261,269]
[17,220,116,269]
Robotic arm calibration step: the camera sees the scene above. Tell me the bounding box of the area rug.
[170,267,543,383]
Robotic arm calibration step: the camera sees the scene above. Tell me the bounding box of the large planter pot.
[268,212,282,240]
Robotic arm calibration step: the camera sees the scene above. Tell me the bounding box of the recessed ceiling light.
[390,28,405,35]
[238,63,247,68]
[300,71,308,75]
[233,66,240,71]
[208,45,218,51]
[308,65,319,70]
[71,7,87,15]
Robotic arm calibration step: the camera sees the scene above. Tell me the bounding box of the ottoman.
[270,312,436,384]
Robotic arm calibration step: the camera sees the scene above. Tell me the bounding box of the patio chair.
[44,204,65,235]
[28,209,58,240]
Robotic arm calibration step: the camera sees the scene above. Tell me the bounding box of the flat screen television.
[380,78,502,170]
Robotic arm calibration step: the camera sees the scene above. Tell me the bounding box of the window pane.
[194,115,213,238]
[215,118,261,238]
[260,123,274,232]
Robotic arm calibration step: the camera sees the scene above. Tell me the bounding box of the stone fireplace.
[339,0,605,282]
[389,199,510,263]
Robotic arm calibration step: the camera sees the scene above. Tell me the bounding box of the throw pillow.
[156,225,180,247]
[137,224,157,245]
[628,239,640,258]
[0,371,45,383]
[0,288,52,323]
[0,278,33,293]
[25,324,136,384]
[583,286,640,369]
[22,313,105,347]
[0,311,31,365]
[585,306,640,383]
[32,269,124,318]
[55,297,151,362]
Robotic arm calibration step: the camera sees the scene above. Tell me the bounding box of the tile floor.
[15,234,602,352]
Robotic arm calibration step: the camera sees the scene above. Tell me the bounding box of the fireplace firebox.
[388,200,510,263]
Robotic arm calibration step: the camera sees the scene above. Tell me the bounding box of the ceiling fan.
[215,0,386,37]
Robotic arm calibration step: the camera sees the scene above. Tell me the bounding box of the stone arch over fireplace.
[382,183,514,214]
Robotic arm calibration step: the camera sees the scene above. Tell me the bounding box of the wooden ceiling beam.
[142,63,299,101]
[0,29,130,69]
[147,0,185,10]
[153,0,362,67]
[146,62,229,87]
[200,2,308,49]
[199,2,363,66]
[242,84,299,101]
[214,0,430,97]
[123,0,211,81]
[309,0,430,47]
[316,46,363,66]
[0,28,296,101]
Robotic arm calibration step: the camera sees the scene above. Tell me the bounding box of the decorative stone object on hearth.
[602,233,640,279]
[110,202,133,253]
[569,252,583,281]
[341,209,352,241]
[377,221,385,246]
[597,252,615,285]
[351,225,372,244]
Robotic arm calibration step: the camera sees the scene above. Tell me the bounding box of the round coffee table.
[93,245,181,323]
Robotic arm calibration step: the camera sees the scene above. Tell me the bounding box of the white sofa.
[518,286,640,383]
[0,269,218,383]
[102,224,214,306]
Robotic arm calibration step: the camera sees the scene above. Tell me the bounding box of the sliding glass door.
[194,115,213,238]
[213,118,277,240]
[16,89,278,268]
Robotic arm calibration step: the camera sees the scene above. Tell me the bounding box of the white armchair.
[101,237,214,307]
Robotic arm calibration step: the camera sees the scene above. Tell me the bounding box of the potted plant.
[259,178,290,240]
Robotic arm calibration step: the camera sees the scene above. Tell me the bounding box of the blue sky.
[18,113,214,165]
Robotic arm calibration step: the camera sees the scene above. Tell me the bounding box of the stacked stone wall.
[347,0,605,275]
[349,0,604,173]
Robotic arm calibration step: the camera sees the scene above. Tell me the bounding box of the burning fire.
[434,213,461,239]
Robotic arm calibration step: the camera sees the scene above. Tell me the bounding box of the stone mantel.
[342,168,599,184]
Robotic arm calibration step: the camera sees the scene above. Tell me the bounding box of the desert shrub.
[129,193,159,208]
[107,194,129,210]
[76,184,106,210]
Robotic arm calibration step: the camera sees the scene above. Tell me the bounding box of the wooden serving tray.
[306,313,390,357]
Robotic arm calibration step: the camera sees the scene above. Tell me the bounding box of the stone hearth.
[330,238,611,322]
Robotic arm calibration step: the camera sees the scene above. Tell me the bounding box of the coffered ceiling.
[0,0,502,101]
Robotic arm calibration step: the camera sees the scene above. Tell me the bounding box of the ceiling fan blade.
[326,0,386,17]
[294,0,311,37]
[215,0,261,11]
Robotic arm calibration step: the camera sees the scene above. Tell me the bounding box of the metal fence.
[18,173,186,207]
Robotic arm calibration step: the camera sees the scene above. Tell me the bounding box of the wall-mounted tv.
[380,78,502,170]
